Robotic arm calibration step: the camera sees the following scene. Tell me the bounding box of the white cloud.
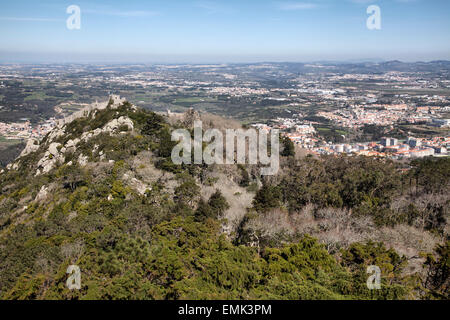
[194,1,231,14]
[84,9,159,17]
[0,17,62,22]
[349,0,418,3]
[349,0,376,4]
[278,2,319,10]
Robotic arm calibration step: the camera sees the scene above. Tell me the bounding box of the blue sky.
[0,0,449,63]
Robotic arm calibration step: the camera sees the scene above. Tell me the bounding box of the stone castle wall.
[56,95,126,127]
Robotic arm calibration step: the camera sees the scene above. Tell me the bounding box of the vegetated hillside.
[0,142,25,168]
[0,99,448,300]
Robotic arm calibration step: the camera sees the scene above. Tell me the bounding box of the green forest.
[0,101,448,300]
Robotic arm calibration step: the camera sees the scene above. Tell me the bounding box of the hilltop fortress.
[6,95,134,174]
[56,94,126,127]
[7,95,208,173]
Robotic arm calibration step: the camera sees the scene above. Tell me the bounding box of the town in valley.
[0,61,449,165]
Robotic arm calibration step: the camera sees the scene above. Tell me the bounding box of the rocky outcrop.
[36,142,65,175]
[19,139,40,158]
[35,185,49,202]
[7,96,136,176]
[47,128,65,144]
[103,116,134,133]
[33,115,134,175]
[122,172,151,195]
[80,116,134,142]
[78,154,89,167]
[6,162,19,171]
[65,138,80,153]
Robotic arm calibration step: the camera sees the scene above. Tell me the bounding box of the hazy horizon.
[1,0,450,64]
[1,55,450,65]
